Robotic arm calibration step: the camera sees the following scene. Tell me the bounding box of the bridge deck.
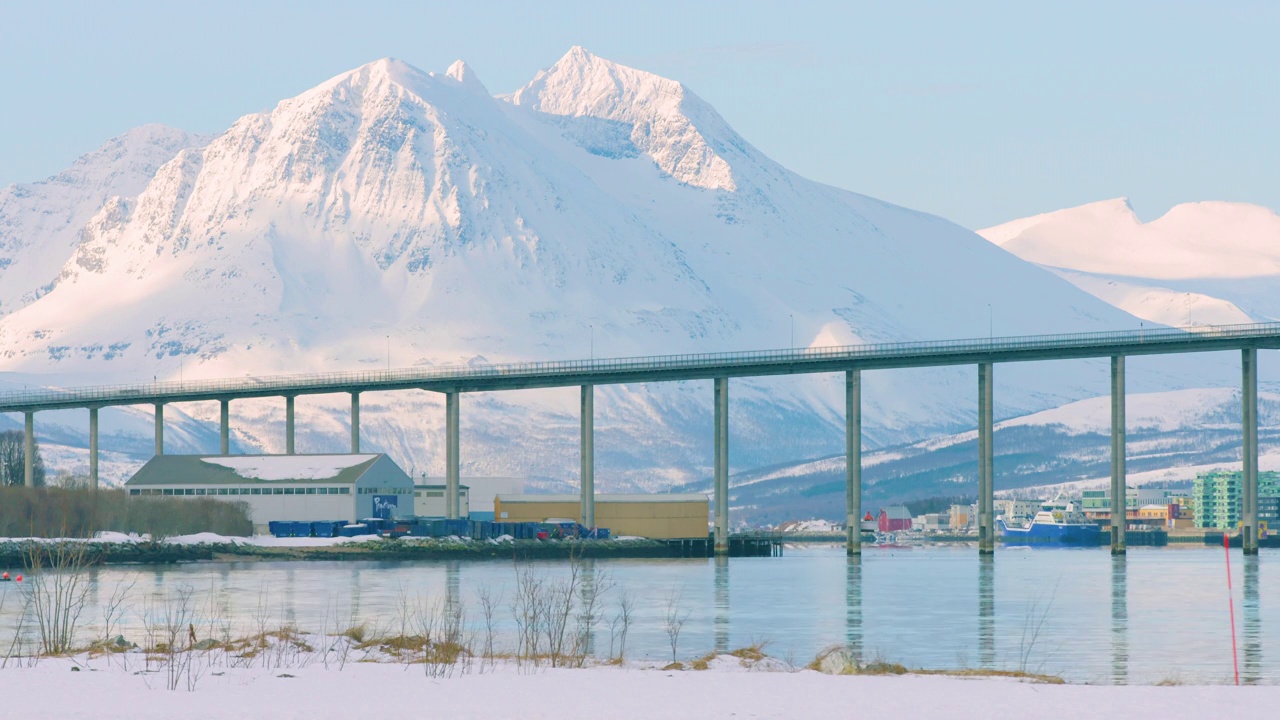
[3,322,1280,412]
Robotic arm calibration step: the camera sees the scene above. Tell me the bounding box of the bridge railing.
[3,321,1279,409]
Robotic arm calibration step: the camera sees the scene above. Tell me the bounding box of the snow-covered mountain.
[978,198,1280,327]
[0,50,1231,493]
[0,125,208,319]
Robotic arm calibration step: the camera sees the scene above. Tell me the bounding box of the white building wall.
[354,456,416,519]
[236,494,355,526]
[413,487,470,518]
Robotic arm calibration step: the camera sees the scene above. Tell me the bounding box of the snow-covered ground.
[0,654,1271,719]
[0,532,387,547]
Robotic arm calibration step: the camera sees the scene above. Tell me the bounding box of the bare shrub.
[477,586,501,673]
[1018,583,1058,675]
[608,588,634,662]
[0,486,252,538]
[22,541,93,655]
[663,589,691,663]
[100,574,137,647]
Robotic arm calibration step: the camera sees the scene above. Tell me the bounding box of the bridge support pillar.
[714,377,729,555]
[846,370,862,556]
[24,411,34,487]
[285,396,296,455]
[1111,355,1127,555]
[446,391,460,520]
[1243,348,1259,555]
[154,403,164,456]
[580,385,595,528]
[978,363,994,554]
[219,400,230,455]
[350,393,360,453]
[89,407,99,490]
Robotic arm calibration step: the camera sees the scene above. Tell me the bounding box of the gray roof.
[126,454,383,486]
[496,494,708,504]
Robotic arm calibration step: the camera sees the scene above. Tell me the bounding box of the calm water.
[0,545,1272,684]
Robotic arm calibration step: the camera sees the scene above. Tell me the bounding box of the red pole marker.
[1,572,9,581]
[14,575,21,583]
[1225,533,1240,686]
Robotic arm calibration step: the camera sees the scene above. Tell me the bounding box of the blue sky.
[0,0,1276,229]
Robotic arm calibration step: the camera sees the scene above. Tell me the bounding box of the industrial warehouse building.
[420,477,524,521]
[126,454,415,533]
[493,494,709,539]
[413,484,470,518]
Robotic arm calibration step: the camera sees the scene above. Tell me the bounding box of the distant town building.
[1193,470,1280,530]
[949,504,974,530]
[1082,487,1189,523]
[913,512,949,532]
[878,506,912,533]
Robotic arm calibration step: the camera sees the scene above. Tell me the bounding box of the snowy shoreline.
[0,653,1273,720]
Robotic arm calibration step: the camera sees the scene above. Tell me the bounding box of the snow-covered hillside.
[710,387,1279,526]
[979,198,1280,327]
[0,125,208,319]
[0,50,1237,493]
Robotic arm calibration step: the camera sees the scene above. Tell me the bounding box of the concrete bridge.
[4,322,1279,555]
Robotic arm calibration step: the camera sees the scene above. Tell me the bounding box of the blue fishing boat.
[998,494,1106,545]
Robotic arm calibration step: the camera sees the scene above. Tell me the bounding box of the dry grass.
[661,661,685,671]
[727,643,769,662]
[689,652,717,671]
[918,668,1065,684]
[340,624,369,644]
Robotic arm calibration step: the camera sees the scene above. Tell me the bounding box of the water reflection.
[1111,555,1127,685]
[0,547,1272,683]
[978,555,994,668]
[445,560,461,610]
[1242,555,1260,684]
[580,559,598,655]
[283,566,297,625]
[845,556,862,663]
[714,555,730,653]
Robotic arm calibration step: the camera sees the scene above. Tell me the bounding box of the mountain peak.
[509,47,741,190]
[443,59,490,95]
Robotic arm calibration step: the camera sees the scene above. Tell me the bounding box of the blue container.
[311,521,343,538]
[268,521,291,538]
[291,521,313,538]
[339,523,369,537]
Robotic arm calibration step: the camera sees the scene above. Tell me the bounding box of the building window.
[129,489,140,496]
[340,487,350,495]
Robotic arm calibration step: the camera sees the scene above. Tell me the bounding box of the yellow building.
[493,494,709,539]
[1137,505,1169,524]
